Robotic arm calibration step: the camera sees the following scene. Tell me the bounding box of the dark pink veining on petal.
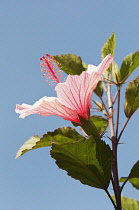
[40,54,62,85]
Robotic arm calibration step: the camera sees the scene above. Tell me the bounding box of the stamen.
[40,54,62,85]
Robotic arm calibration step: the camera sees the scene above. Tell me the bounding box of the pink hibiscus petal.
[55,54,113,120]
[87,54,114,75]
[15,97,80,123]
[55,71,101,120]
[96,54,114,75]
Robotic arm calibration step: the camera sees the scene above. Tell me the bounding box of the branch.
[107,78,121,210]
[107,82,115,137]
[118,117,130,142]
[113,91,118,104]
[99,96,109,117]
[105,189,117,210]
[120,177,129,192]
[116,88,120,139]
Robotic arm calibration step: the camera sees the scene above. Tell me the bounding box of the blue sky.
[1,0,139,209]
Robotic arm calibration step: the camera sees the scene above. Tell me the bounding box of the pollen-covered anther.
[40,54,62,85]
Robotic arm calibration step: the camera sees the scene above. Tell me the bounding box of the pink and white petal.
[41,99,80,122]
[86,54,113,75]
[87,64,97,74]
[15,97,48,119]
[96,54,114,75]
[16,96,80,123]
[55,55,113,116]
[55,71,101,119]
[56,73,87,116]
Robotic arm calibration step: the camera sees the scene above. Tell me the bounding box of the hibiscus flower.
[15,54,113,124]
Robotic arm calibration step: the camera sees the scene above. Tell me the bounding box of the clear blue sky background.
[1,0,139,209]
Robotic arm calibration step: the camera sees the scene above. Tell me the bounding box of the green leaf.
[90,115,108,135]
[15,127,85,159]
[130,160,139,177]
[124,76,139,117]
[129,161,139,189]
[119,161,139,190]
[82,62,88,69]
[101,33,116,60]
[112,61,121,85]
[121,197,139,210]
[53,54,86,75]
[129,178,139,190]
[111,196,139,210]
[120,177,139,190]
[120,51,139,83]
[101,33,116,78]
[51,138,113,189]
[94,81,103,97]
